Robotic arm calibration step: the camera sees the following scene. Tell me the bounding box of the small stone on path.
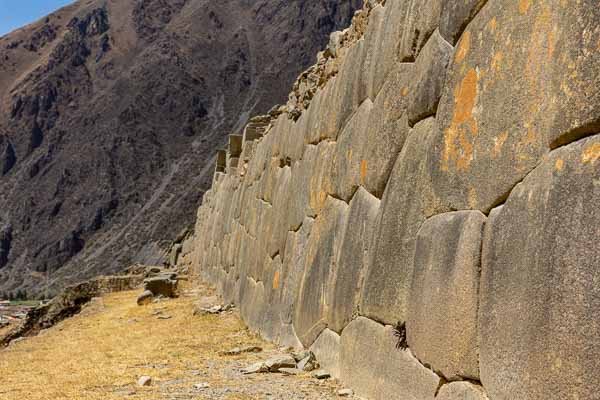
[312,370,331,380]
[137,376,152,387]
[194,382,210,389]
[241,362,269,374]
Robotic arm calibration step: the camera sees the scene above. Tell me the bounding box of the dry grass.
[0,283,276,400]
[0,282,344,400]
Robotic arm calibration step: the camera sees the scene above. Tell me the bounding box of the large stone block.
[407,210,485,380]
[229,134,243,157]
[287,156,312,231]
[309,328,341,379]
[267,166,291,259]
[293,197,348,347]
[323,40,366,141]
[362,63,413,198]
[280,217,314,326]
[479,135,600,400]
[261,254,283,342]
[340,317,440,400]
[399,0,443,61]
[308,141,336,216]
[305,86,324,145]
[278,114,299,162]
[431,0,600,213]
[360,4,385,101]
[357,0,411,102]
[407,30,452,126]
[439,0,488,45]
[332,100,374,202]
[360,117,443,325]
[437,382,489,400]
[328,187,380,333]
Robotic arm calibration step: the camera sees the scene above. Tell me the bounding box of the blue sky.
[0,0,75,36]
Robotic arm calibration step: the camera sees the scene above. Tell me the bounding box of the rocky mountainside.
[0,0,362,296]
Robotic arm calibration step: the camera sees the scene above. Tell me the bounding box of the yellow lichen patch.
[455,31,471,65]
[487,17,497,33]
[555,158,564,171]
[519,0,531,14]
[492,132,509,157]
[272,270,280,289]
[491,51,504,72]
[442,68,479,172]
[360,159,367,183]
[582,142,600,165]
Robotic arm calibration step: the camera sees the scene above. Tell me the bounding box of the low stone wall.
[190,1,599,399]
[1,274,143,346]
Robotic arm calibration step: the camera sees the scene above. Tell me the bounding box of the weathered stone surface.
[439,0,487,44]
[340,317,440,400]
[229,134,243,157]
[323,41,366,141]
[265,354,297,372]
[360,5,385,101]
[328,188,379,333]
[137,290,154,306]
[279,218,314,325]
[267,166,291,259]
[407,30,452,126]
[408,210,485,380]
[216,149,227,173]
[143,276,178,298]
[304,86,324,145]
[437,382,489,400]
[361,118,443,325]
[308,141,336,216]
[431,0,600,213]
[479,135,600,400]
[137,376,152,387]
[241,362,268,374]
[288,156,312,231]
[293,197,348,347]
[399,0,443,61]
[312,370,331,379]
[309,328,341,379]
[362,63,413,198]
[332,100,374,202]
[366,0,410,99]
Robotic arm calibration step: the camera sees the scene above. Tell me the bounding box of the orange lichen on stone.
[455,31,471,65]
[442,68,479,172]
[582,143,600,165]
[519,0,531,14]
[491,51,504,72]
[360,159,367,183]
[492,132,509,157]
[401,87,409,97]
[273,270,280,290]
[555,158,564,171]
[487,17,497,33]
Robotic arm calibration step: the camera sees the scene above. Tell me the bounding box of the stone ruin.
[188,1,599,399]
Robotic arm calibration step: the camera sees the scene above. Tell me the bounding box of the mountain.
[0,0,362,297]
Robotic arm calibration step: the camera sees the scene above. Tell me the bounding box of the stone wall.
[190,1,599,399]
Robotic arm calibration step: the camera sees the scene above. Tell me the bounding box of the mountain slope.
[0,0,362,296]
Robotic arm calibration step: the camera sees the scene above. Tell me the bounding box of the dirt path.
[0,283,351,400]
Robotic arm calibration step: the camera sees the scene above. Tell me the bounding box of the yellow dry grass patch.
[0,284,268,400]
